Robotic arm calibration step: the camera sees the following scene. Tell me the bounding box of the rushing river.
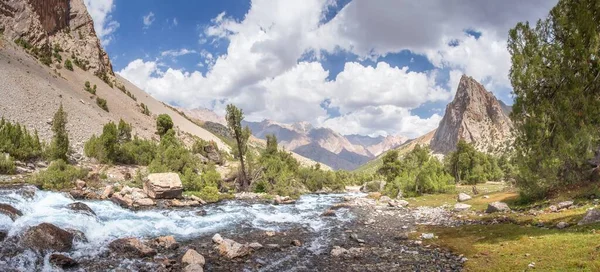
[0,186,358,271]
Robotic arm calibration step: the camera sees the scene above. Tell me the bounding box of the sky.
[83,0,557,138]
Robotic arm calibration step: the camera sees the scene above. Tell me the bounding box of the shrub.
[0,155,16,174]
[198,186,220,203]
[0,118,43,161]
[156,114,173,137]
[85,120,156,165]
[140,103,150,116]
[148,130,196,173]
[64,59,73,71]
[96,97,108,112]
[31,159,87,190]
[84,81,96,95]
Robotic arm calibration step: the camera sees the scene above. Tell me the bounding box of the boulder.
[135,198,155,207]
[100,185,114,199]
[321,210,336,217]
[67,202,96,216]
[75,180,86,190]
[182,249,205,266]
[212,233,224,244]
[144,173,183,199]
[111,194,133,208]
[273,195,295,205]
[578,209,600,225]
[154,235,178,249]
[0,203,23,221]
[109,238,156,258]
[388,199,409,207]
[331,246,348,257]
[216,238,252,259]
[49,254,78,269]
[21,223,74,252]
[457,193,472,202]
[557,201,574,210]
[65,228,88,243]
[183,264,204,272]
[454,203,472,212]
[486,202,511,213]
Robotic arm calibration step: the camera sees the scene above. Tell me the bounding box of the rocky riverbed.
[0,185,463,271]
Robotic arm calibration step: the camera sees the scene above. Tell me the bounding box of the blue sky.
[85,0,556,138]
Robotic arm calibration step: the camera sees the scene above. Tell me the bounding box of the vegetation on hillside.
[47,104,69,161]
[226,104,251,190]
[0,118,43,161]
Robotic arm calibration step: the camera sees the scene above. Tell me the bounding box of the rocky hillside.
[0,0,230,153]
[430,75,513,154]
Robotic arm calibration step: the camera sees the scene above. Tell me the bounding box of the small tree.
[226,104,251,190]
[49,104,69,161]
[117,119,132,144]
[156,114,173,137]
[265,134,278,155]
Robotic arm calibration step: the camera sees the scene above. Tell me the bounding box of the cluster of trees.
[444,140,505,184]
[508,0,600,199]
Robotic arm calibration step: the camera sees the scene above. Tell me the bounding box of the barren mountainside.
[430,75,513,154]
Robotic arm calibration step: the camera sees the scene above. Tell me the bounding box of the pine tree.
[49,104,69,161]
[226,104,251,190]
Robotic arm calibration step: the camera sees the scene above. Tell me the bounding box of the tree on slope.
[226,104,251,190]
[49,104,69,161]
[508,0,600,199]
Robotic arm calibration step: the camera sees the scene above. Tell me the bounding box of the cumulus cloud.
[143,12,155,29]
[119,0,557,137]
[83,0,119,46]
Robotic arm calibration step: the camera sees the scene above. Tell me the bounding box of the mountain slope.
[430,75,512,154]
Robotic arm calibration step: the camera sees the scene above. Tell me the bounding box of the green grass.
[417,223,600,271]
[407,182,511,210]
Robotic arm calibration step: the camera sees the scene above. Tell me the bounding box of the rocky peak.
[0,0,113,75]
[430,75,512,154]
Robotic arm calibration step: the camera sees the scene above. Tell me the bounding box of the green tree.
[265,134,278,155]
[507,0,600,199]
[117,119,132,143]
[378,150,401,182]
[225,104,251,190]
[48,104,69,161]
[156,114,173,137]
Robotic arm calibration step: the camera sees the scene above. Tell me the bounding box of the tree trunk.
[236,137,248,191]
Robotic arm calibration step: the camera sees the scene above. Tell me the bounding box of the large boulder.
[557,201,574,210]
[212,234,255,259]
[0,203,23,221]
[457,193,472,202]
[182,249,205,267]
[144,173,183,199]
[111,194,134,208]
[578,209,600,225]
[154,235,178,250]
[67,202,96,216]
[108,238,156,258]
[21,223,74,252]
[486,202,511,213]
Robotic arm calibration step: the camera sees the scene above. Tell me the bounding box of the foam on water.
[0,186,360,271]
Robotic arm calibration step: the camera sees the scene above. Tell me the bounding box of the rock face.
[21,223,74,252]
[144,173,183,199]
[430,75,512,154]
[0,0,113,75]
[0,203,23,221]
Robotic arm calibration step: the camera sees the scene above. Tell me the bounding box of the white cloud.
[160,48,197,58]
[143,12,155,28]
[119,0,557,137]
[173,18,178,26]
[83,0,119,46]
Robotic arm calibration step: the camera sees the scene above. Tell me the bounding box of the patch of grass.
[407,182,511,210]
[417,223,600,271]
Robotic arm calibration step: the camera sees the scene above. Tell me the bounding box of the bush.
[149,130,197,173]
[0,118,43,161]
[96,97,108,112]
[85,120,156,165]
[0,155,16,174]
[84,81,96,95]
[156,114,173,137]
[198,186,220,203]
[64,59,73,71]
[31,159,87,190]
[140,103,150,116]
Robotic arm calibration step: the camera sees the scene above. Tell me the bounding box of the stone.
[212,233,224,244]
[182,249,205,266]
[65,228,88,243]
[578,209,600,225]
[0,203,23,221]
[248,242,263,249]
[67,202,96,216]
[421,233,435,240]
[135,198,155,206]
[111,194,133,208]
[486,202,511,213]
[183,264,204,272]
[154,235,178,249]
[100,185,114,199]
[144,173,183,199]
[321,209,336,217]
[266,244,280,249]
[49,254,78,269]
[389,199,409,207]
[454,203,472,212]
[21,223,74,252]
[109,238,156,258]
[291,239,302,247]
[557,201,574,210]
[556,222,568,229]
[216,238,252,259]
[457,193,472,202]
[75,179,86,190]
[331,246,348,257]
[273,195,296,205]
[549,205,558,212]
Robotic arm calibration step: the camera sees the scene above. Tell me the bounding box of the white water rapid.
[0,186,358,271]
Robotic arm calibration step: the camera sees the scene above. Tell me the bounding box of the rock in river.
[109,238,156,258]
[49,254,78,269]
[67,202,96,216]
[0,203,22,221]
[20,223,74,252]
[144,173,183,199]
